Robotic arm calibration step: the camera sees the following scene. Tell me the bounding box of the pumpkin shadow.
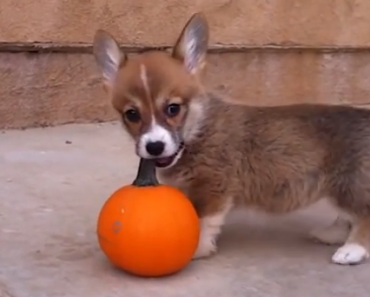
[99,254,199,280]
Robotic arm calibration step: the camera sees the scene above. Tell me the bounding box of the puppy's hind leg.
[331,217,370,265]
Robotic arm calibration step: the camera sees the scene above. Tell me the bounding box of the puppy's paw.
[310,224,350,246]
[192,235,217,260]
[191,203,232,260]
[332,243,369,265]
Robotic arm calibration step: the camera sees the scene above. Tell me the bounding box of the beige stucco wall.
[2,51,370,129]
[1,0,370,46]
[1,0,370,129]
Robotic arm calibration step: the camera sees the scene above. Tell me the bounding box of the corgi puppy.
[93,12,370,265]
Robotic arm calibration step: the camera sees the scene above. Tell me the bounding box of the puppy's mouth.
[154,142,185,168]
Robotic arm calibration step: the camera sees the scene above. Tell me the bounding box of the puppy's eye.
[124,109,141,123]
[165,103,181,117]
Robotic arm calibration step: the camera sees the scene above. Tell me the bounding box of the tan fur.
[93,13,370,265]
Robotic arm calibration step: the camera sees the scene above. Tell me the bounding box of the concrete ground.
[1,122,369,297]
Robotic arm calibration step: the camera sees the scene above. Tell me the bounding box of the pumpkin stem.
[132,158,159,187]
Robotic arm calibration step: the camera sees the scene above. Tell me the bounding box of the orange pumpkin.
[97,158,200,277]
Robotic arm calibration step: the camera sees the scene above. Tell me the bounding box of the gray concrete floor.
[1,122,369,297]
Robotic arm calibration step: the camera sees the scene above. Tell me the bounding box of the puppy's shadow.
[215,209,336,262]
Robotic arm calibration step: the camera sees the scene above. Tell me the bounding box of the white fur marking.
[182,99,205,142]
[192,199,233,260]
[309,217,351,245]
[332,243,369,265]
[138,118,178,158]
[139,64,150,96]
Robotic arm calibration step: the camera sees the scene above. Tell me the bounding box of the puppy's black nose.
[146,141,165,156]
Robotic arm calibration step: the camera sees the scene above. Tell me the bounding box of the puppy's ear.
[172,12,209,76]
[93,30,127,91]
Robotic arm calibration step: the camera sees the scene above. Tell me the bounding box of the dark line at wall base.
[1,42,370,54]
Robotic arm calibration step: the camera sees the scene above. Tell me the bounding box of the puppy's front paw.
[192,216,220,260]
[332,243,369,265]
[191,204,231,260]
[192,235,217,260]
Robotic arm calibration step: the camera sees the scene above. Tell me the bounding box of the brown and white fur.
[93,13,370,265]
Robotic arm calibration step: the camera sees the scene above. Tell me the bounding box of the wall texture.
[2,51,370,129]
[2,0,370,46]
[1,0,370,129]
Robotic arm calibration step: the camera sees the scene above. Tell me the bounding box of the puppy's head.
[93,13,209,168]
